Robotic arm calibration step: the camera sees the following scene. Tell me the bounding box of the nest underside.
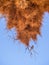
[0,0,49,46]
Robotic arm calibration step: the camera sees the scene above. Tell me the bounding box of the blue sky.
[0,12,49,65]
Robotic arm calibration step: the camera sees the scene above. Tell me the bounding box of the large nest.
[0,0,49,48]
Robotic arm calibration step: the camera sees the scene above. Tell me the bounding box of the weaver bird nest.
[0,0,49,49]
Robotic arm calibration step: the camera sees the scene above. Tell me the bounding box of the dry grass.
[0,0,49,49]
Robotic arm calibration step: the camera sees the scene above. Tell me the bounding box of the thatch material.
[0,0,49,48]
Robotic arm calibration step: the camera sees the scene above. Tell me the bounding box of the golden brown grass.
[0,0,49,49]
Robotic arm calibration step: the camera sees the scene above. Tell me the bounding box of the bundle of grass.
[0,0,49,50]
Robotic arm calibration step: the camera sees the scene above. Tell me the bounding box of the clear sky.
[0,12,49,65]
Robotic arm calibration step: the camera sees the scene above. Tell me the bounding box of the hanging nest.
[0,0,49,49]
